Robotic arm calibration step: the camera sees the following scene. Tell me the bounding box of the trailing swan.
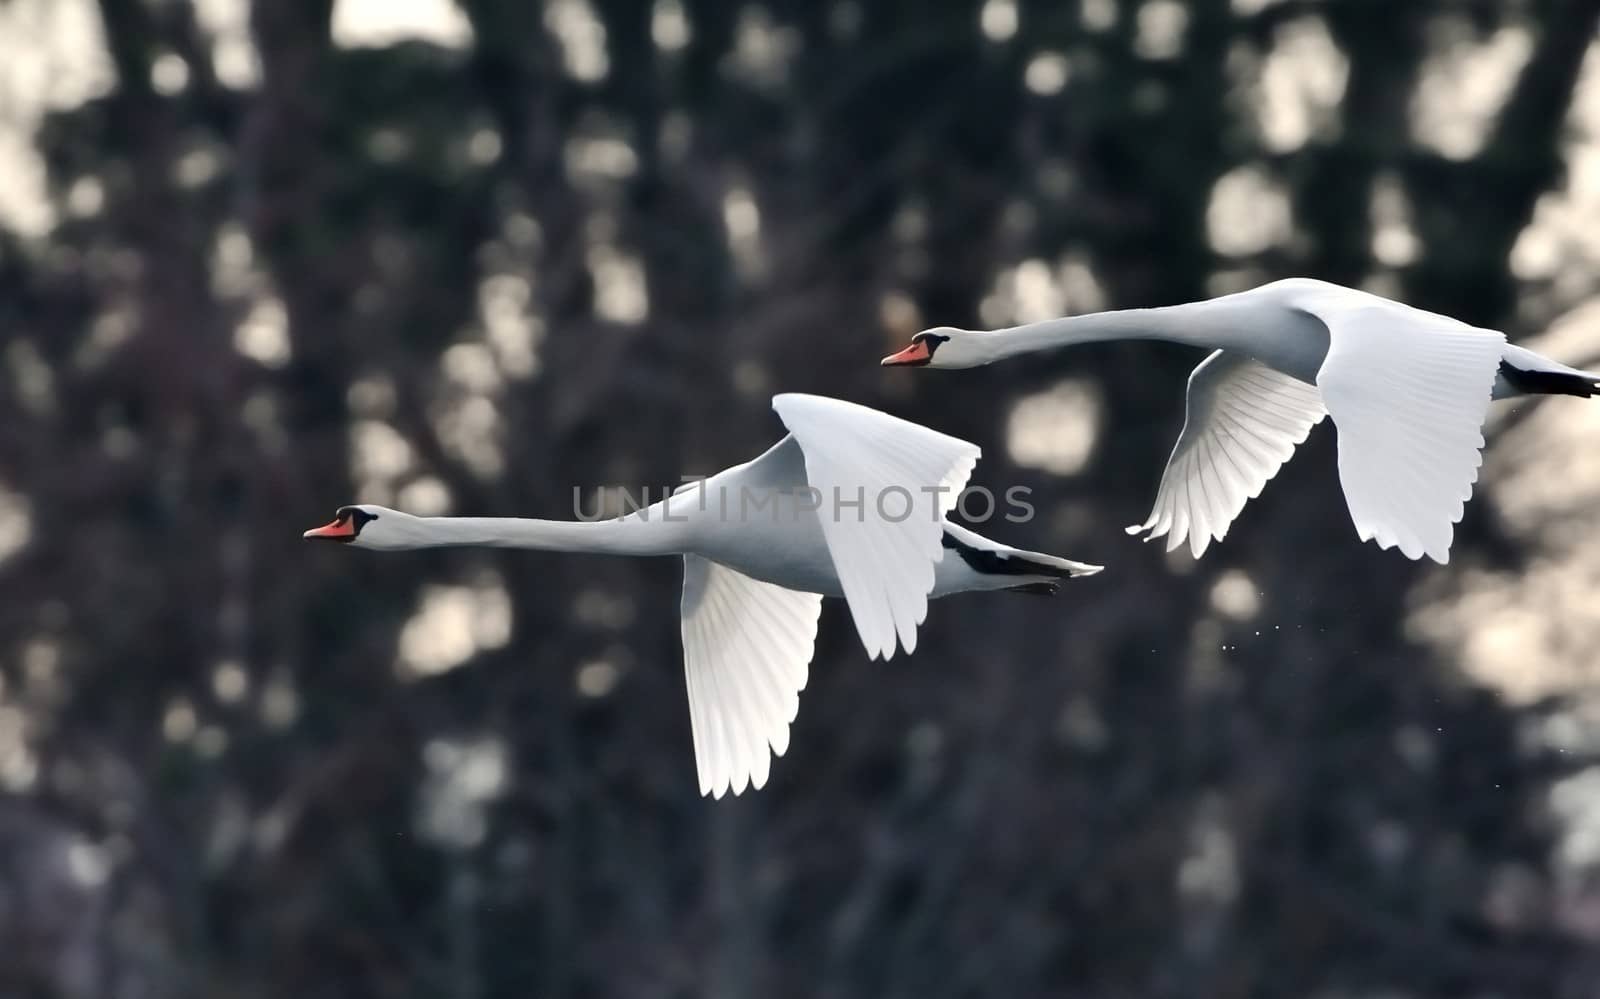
[884,277,1599,563]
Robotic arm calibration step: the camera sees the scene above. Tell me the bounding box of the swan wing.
[1127,350,1326,557]
[681,554,823,798]
[1313,303,1504,563]
[771,393,979,660]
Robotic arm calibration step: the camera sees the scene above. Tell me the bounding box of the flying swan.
[304,393,1100,797]
[883,277,1599,563]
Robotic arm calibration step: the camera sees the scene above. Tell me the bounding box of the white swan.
[883,277,1599,564]
[304,393,1100,797]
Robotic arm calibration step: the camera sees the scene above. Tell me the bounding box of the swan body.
[884,278,1600,564]
[305,393,1099,798]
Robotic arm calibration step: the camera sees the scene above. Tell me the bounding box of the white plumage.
[1125,352,1326,558]
[887,277,1599,564]
[305,394,1100,798]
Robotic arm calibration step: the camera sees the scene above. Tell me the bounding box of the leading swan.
[304,393,1099,798]
[883,277,1599,564]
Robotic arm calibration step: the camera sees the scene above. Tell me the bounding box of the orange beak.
[303,516,356,541]
[880,341,932,367]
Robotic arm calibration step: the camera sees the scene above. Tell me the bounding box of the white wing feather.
[680,554,822,799]
[1313,304,1504,564]
[771,393,980,660]
[1127,350,1327,558]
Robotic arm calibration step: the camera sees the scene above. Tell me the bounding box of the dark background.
[2,0,1600,996]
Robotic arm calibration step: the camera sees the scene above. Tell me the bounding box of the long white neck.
[976,303,1226,364]
[388,513,687,556]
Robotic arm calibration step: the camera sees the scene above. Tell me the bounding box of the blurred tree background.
[2,0,1600,996]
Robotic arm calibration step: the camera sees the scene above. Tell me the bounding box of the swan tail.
[940,526,1103,594]
[997,547,1105,580]
[1498,355,1600,399]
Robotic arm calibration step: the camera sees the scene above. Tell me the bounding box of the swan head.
[880,327,989,369]
[302,504,415,550]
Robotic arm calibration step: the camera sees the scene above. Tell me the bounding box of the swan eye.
[339,507,378,530]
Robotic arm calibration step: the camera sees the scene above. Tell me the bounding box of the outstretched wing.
[1313,303,1503,564]
[680,554,823,798]
[771,393,979,660]
[1127,350,1327,558]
